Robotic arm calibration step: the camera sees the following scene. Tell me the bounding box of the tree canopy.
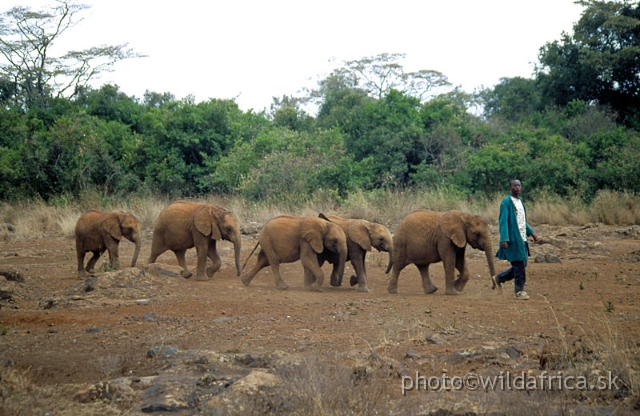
[0,1,144,110]
[536,0,640,127]
[0,0,639,204]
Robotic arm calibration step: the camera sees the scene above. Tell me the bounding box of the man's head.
[509,179,522,197]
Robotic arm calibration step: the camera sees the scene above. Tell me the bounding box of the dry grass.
[527,189,640,226]
[576,314,640,403]
[1,189,639,238]
[539,301,640,409]
[0,365,124,415]
[216,354,394,416]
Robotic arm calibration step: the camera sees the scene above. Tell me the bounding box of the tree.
[269,95,315,132]
[536,0,640,127]
[0,1,144,110]
[478,77,544,122]
[306,53,452,109]
[341,53,451,101]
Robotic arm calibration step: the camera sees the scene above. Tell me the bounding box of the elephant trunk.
[233,239,242,276]
[484,241,497,279]
[131,234,141,268]
[384,248,393,274]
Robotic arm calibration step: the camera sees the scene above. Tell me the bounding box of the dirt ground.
[1,221,639,414]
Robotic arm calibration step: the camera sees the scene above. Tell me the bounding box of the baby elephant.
[387,210,496,295]
[241,215,348,291]
[317,214,393,292]
[75,210,142,278]
[148,201,243,280]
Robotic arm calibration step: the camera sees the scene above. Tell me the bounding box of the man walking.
[492,179,538,300]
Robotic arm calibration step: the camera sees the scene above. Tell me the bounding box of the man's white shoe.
[515,291,530,300]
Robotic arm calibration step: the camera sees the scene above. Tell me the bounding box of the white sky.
[6,1,584,113]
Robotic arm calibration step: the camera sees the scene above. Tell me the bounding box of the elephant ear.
[348,220,372,251]
[194,206,223,240]
[440,211,467,248]
[102,212,123,240]
[300,218,325,253]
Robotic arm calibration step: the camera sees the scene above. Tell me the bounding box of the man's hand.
[501,241,508,249]
[531,234,539,243]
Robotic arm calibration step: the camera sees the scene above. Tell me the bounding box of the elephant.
[386,209,496,295]
[75,210,142,278]
[148,201,242,280]
[241,215,348,291]
[316,214,393,292]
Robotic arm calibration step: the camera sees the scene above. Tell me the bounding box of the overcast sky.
[7,1,585,113]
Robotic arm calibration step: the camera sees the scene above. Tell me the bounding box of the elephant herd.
[75,201,497,295]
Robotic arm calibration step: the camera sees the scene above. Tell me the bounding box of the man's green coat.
[496,195,535,262]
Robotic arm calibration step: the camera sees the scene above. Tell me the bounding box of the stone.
[545,254,561,263]
[147,345,178,358]
[405,350,421,359]
[0,270,24,282]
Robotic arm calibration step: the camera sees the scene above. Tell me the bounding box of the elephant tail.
[242,240,261,271]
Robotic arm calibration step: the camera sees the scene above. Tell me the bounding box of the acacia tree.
[0,0,144,110]
[305,53,452,109]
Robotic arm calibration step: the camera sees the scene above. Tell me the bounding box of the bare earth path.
[1,223,639,414]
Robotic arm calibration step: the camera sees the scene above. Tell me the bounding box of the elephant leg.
[206,240,221,279]
[106,239,120,270]
[330,262,341,286]
[85,250,103,275]
[240,250,269,286]
[303,267,316,290]
[300,244,323,291]
[443,255,461,295]
[301,260,324,292]
[194,242,211,281]
[77,250,87,278]
[269,261,289,290]
[454,251,470,292]
[174,249,193,279]
[320,253,341,287]
[387,261,408,294]
[148,240,165,264]
[259,247,288,289]
[416,264,438,294]
[350,251,370,292]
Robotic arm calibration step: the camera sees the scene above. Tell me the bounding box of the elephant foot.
[349,275,359,287]
[181,270,193,279]
[444,288,461,295]
[357,285,370,293]
[387,285,398,294]
[424,285,439,294]
[195,275,209,281]
[310,285,323,292]
[330,280,341,287]
[240,276,252,286]
[206,267,216,277]
[276,282,289,290]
